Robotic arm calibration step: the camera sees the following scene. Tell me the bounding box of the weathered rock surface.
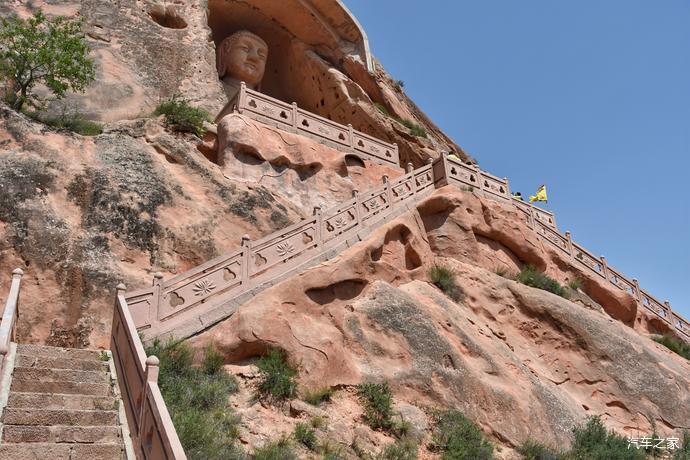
[0,106,395,348]
[0,0,469,167]
[191,188,690,450]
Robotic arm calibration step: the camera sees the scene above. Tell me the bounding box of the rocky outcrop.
[190,187,690,450]
[0,0,469,168]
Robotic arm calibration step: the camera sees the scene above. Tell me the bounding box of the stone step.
[15,354,109,371]
[16,344,103,362]
[0,442,123,460]
[2,425,122,444]
[7,392,118,411]
[12,367,109,384]
[3,408,118,427]
[10,378,112,396]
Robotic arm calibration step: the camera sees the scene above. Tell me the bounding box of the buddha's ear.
[217,38,230,78]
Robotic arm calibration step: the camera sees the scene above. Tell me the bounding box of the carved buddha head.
[217,30,268,89]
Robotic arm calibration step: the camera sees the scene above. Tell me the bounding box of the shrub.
[377,438,418,460]
[252,437,296,460]
[320,439,345,459]
[373,102,389,116]
[25,110,103,136]
[310,416,325,430]
[202,345,225,375]
[429,265,464,302]
[146,339,242,460]
[256,349,298,402]
[674,431,690,460]
[516,266,570,299]
[0,12,95,111]
[356,382,394,431]
[303,386,334,406]
[430,410,494,460]
[567,278,582,291]
[396,118,427,138]
[155,95,210,137]
[653,335,690,360]
[494,267,509,278]
[294,423,317,451]
[391,415,413,439]
[566,416,645,460]
[517,439,560,460]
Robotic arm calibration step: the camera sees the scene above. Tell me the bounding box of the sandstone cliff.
[0,1,687,458]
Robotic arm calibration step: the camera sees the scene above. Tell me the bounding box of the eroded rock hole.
[345,154,366,169]
[306,279,368,305]
[149,6,188,29]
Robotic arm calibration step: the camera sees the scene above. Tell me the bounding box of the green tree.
[0,12,95,111]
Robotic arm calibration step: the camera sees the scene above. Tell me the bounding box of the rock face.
[0,105,396,348]
[191,188,690,449]
[0,0,468,167]
[0,1,687,458]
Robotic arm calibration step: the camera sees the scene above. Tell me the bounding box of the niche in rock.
[345,154,366,169]
[208,0,376,129]
[149,5,187,29]
[306,279,367,305]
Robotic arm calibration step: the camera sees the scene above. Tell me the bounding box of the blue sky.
[346,1,690,320]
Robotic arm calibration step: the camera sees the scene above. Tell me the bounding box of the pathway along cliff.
[0,1,688,459]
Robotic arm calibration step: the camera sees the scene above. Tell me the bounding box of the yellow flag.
[529,185,548,203]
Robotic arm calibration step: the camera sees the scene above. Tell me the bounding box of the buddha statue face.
[217,31,268,89]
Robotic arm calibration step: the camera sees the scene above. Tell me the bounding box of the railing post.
[348,124,355,151]
[9,269,22,343]
[138,355,160,438]
[241,235,251,289]
[564,231,574,258]
[238,82,247,114]
[600,256,609,282]
[664,301,672,321]
[406,162,413,174]
[1,268,23,348]
[631,278,642,301]
[291,102,298,133]
[503,177,511,200]
[151,272,163,324]
[313,206,323,246]
[352,190,361,226]
[527,206,536,229]
[474,164,484,194]
[383,175,392,208]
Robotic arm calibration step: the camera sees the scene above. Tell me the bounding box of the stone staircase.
[0,344,128,459]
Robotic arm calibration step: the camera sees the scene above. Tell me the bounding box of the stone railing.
[126,161,437,342]
[230,82,400,168]
[111,284,187,459]
[441,155,688,341]
[125,154,688,344]
[440,155,557,229]
[0,269,23,394]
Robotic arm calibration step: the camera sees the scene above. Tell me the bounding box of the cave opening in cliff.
[207,0,371,125]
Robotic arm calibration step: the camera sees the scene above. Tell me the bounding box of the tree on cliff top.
[0,12,95,111]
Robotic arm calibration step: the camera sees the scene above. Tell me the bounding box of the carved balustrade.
[232,83,400,167]
[124,153,689,344]
[126,162,436,340]
[111,285,186,459]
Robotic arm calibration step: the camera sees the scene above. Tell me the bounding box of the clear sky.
[346,1,690,320]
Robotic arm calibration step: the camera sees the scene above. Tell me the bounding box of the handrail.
[126,163,436,340]
[0,268,23,393]
[111,284,187,460]
[124,152,689,344]
[233,82,400,167]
